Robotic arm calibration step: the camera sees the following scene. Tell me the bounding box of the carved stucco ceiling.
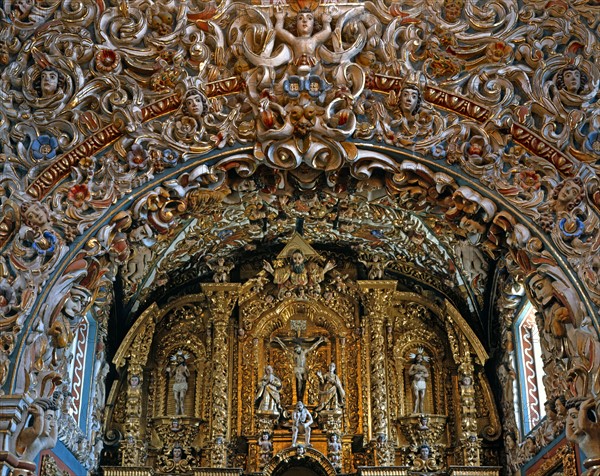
[1,0,600,400]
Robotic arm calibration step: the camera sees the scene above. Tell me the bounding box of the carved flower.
[78,156,96,174]
[95,49,121,73]
[545,0,568,16]
[127,144,149,169]
[516,170,541,192]
[430,143,446,159]
[31,135,59,160]
[68,184,91,208]
[174,116,198,142]
[584,131,600,156]
[32,230,57,256]
[486,41,512,63]
[162,148,180,165]
[559,217,584,237]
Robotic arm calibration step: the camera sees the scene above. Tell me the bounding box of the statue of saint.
[255,365,283,415]
[315,362,345,412]
[291,401,313,447]
[272,335,326,401]
[168,352,190,415]
[409,349,430,414]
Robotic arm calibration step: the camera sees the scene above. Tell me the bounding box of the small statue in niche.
[207,256,234,283]
[409,348,430,414]
[255,365,283,415]
[291,401,313,447]
[258,433,273,467]
[328,434,342,468]
[315,362,345,412]
[15,398,59,462]
[167,351,190,415]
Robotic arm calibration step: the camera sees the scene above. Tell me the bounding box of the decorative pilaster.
[359,281,397,466]
[201,283,240,468]
[113,304,158,467]
[457,359,480,466]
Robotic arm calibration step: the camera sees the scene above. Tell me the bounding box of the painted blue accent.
[78,314,98,433]
[514,302,533,435]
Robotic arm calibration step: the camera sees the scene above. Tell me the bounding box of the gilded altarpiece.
[103,244,501,476]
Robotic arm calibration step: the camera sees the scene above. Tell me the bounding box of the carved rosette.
[201,284,240,468]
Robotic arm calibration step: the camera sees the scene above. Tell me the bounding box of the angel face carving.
[297,12,315,37]
[401,87,420,116]
[557,66,588,94]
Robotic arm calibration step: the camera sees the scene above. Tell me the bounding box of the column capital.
[201,283,240,319]
[358,281,397,317]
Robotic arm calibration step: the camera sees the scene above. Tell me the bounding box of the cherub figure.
[258,433,273,467]
[328,434,341,466]
[274,6,332,74]
[207,256,234,283]
[358,253,391,280]
[182,89,208,121]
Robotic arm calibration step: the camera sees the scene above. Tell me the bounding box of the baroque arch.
[0,0,599,474]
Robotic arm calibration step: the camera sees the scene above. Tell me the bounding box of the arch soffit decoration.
[9,143,594,348]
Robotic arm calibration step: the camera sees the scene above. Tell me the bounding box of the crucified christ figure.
[271,335,326,402]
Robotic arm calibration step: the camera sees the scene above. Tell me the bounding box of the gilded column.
[201,283,240,468]
[359,281,396,466]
